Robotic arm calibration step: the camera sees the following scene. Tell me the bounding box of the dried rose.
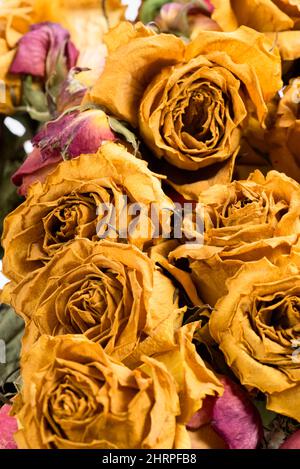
[10,238,184,363]
[209,253,300,422]
[9,21,78,78]
[3,142,173,283]
[142,1,220,37]
[14,334,181,449]
[14,328,222,448]
[170,170,300,305]
[86,22,281,194]
[267,79,300,183]
[211,0,300,60]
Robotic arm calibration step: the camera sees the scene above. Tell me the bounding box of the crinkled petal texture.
[15,335,180,449]
[2,142,173,284]
[267,81,300,183]
[15,329,222,449]
[210,0,300,59]
[170,170,300,305]
[211,0,295,32]
[209,254,300,422]
[10,238,183,363]
[88,22,281,174]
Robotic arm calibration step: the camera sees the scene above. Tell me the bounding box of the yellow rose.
[15,329,222,448]
[267,79,300,182]
[2,142,173,284]
[10,238,186,363]
[211,0,300,60]
[170,170,300,305]
[87,21,281,193]
[209,253,300,422]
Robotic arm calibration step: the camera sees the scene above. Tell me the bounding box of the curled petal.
[280,430,300,449]
[211,377,263,449]
[0,405,18,449]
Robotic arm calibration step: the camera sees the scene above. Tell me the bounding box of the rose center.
[43,194,97,250]
[257,295,300,330]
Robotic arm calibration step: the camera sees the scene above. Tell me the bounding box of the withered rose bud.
[12,108,117,196]
[9,22,78,78]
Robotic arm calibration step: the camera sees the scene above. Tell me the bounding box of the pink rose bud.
[0,405,18,449]
[12,109,116,196]
[10,22,78,78]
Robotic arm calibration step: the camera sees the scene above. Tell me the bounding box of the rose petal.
[10,22,78,78]
[12,148,61,196]
[280,430,300,449]
[0,405,18,449]
[32,110,115,161]
[186,396,217,430]
[211,377,263,449]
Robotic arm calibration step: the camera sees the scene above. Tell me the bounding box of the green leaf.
[253,399,277,428]
[108,116,140,156]
[0,304,24,387]
[140,0,170,24]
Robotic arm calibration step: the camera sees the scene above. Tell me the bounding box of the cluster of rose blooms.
[0,0,300,450]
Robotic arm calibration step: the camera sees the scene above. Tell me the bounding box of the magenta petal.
[65,41,79,70]
[32,110,115,161]
[10,22,78,78]
[211,377,263,449]
[10,27,49,77]
[204,0,214,13]
[280,430,300,449]
[0,405,18,449]
[12,147,61,185]
[187,396,216,430]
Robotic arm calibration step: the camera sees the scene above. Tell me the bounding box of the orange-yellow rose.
[9,238,189,363]
[267,79,300,182]
[14,329,222,448]
[209,253,300,422]
[170,170,300,305]
[87,22,281,193]
[211,0,300,60]
[2,142,173,284]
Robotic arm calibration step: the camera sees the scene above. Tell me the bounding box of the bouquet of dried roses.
[0,0,300,450]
